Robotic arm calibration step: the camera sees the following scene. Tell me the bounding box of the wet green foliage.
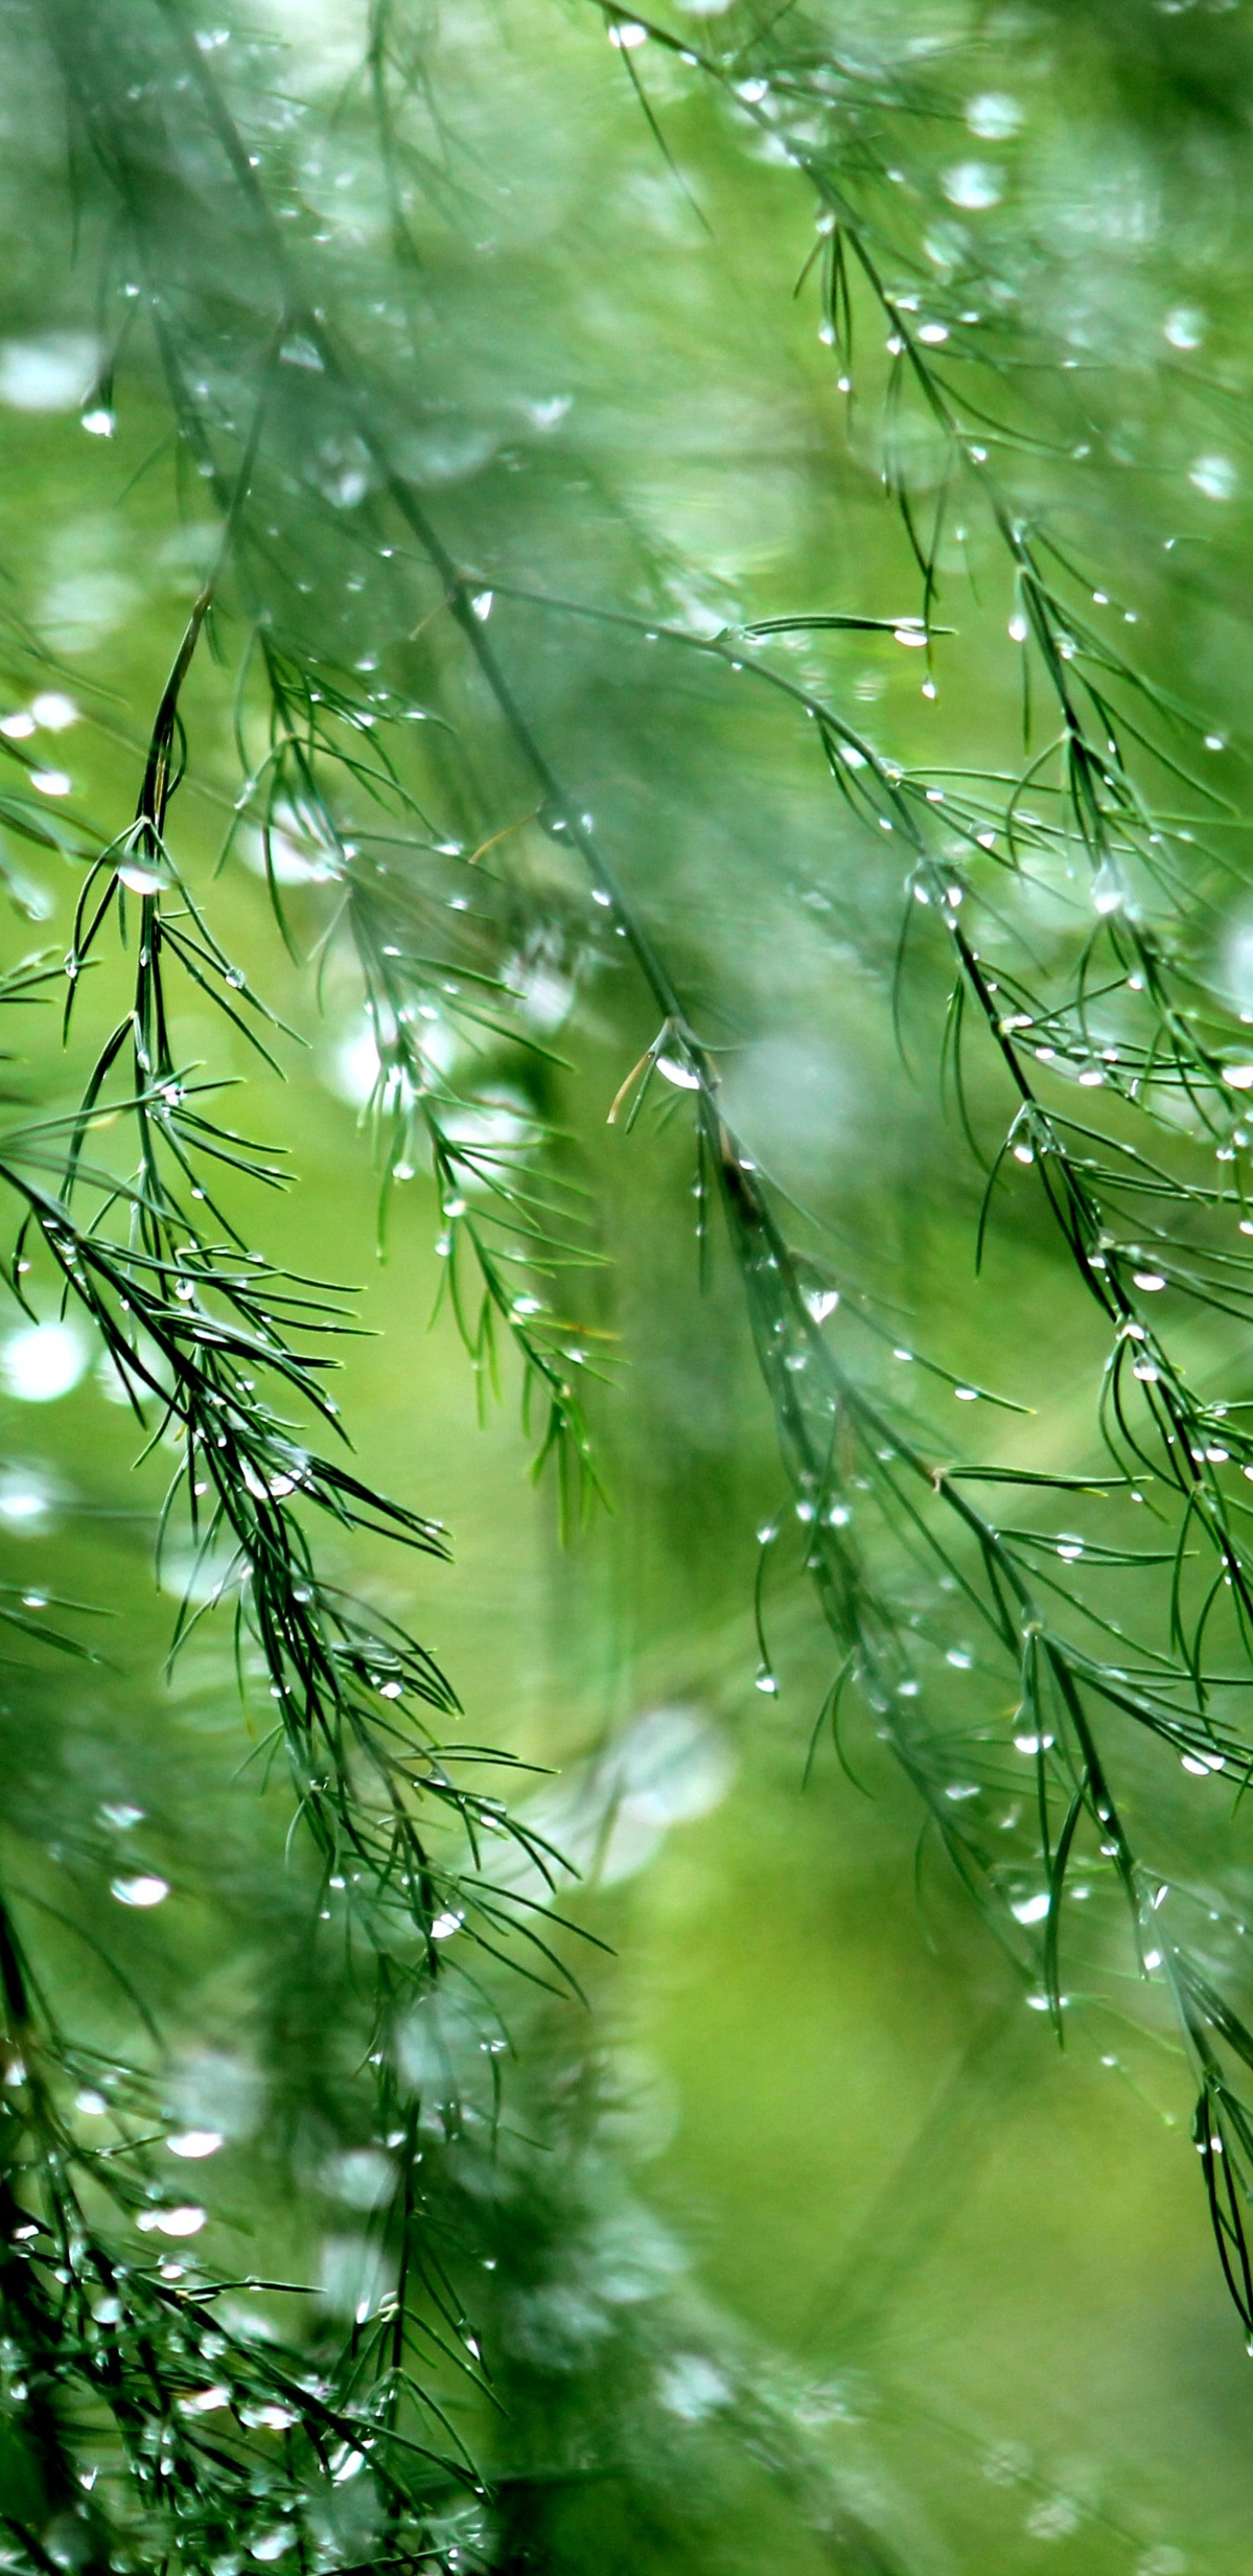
[2,0,1253,2569]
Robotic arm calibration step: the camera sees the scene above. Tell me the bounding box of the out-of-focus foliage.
[1,0,1253,2570]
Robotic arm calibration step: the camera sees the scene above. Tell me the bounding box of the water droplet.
[31,693,77,731]
[657,1053,700,1090]
[1190,453,1237,502]
[250,2528,295,2562]
[1163,305,1204,352]
[1,1320,88,1403]
[941,161,1002,211]
[178,2385,231,2417]
[966,91,1022,138]
[137,2204,204,2237]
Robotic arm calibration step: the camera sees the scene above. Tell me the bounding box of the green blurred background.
[2,0,1253,2566]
